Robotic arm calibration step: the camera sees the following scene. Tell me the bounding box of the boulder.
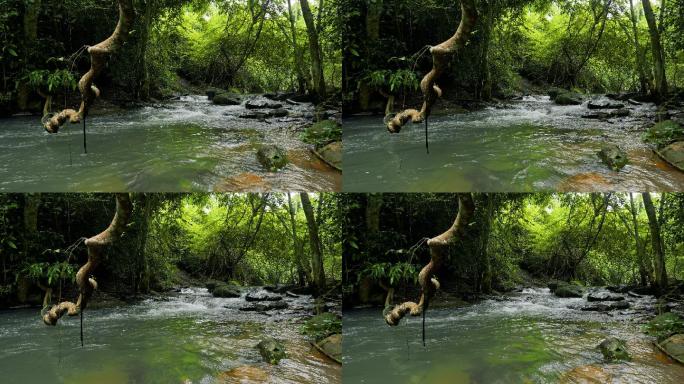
[212,285,241,298]
[245,291,283,302]
[256,338,286,364]
[548,280,563,292]
[599,337,630,361]
[606,285,630,293]
[597,145,628,171]
[588,101,625,110]
[315,141,342,171]
[301,313,342,341]
[656,334,684,364]
[657,141,684,171]
[555,92,583,105]
[246,98,283,109]
[206,279,225,293]
[269,108,289,117]
[239,301,288,312]
[555,284,584,298]
[581,301,630,311]
[239,111,269,120]
[213,93,241,105]
[314,334,342,364]
[217,366,270,382]
[587,292,625,302]
[256,145,288,171]
[548,87,569,100]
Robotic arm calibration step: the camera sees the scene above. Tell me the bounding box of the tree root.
[384,193,475,326]
[386,0,477,133]
[44,0,134,133]
[43,193,132,326]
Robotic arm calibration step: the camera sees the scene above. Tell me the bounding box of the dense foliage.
[343,193,684,306]
[0,0,341,115]
[343,0,684,112]
[0,193,342,308]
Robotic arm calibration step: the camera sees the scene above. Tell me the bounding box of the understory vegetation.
[1,0,341,115]
[343,0,684,112]
[0,193,342,308]
[343,193,684,307]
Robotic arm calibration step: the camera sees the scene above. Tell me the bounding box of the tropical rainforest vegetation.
[343,0,684,113]
[0,192,341,309]
[343,193,684,307]
[0,0,341,116]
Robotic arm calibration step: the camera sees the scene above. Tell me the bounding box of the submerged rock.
[314,334,342,364]
[217,366,270,382]
[597,145,628,171]
[239,301,288,311]
[246,291,283,302]
[598,337,630,361]
[656,141,684,171]
[555,284,584,298]
[246,98,283,109]
[314,141,342,171]
[587,292,625,302]
[256,338,286,364]
[256,145,288,171]
[581,301,630,311]
[213,285,241,298]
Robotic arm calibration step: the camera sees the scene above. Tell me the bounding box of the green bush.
[301,312,342,342]
[301,120,342,147]
[644,313,684,341]
[642,121,684,148]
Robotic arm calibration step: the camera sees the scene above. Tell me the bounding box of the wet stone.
[256,338,286,364]
[599,337,630,361]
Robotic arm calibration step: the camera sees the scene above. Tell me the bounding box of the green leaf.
[7,240,16,249]
[8,48,17,57]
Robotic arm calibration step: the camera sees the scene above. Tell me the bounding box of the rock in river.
[257,145,288,171]
[256,338,286,364]
[212,285,241,298]
[581,301,630,311]
[657,334,684,364]
[314,334,342,364]
[588,101,625,110]
[315,141,342,171]
[554,284,584,298]
[597,145,628,171]
[246,98,283,109]
[598,337,630,361]
[587,292,625,302]
[213,93,241,105]
[656,141,684,171]
[555,92,583,105]
[239,301,288,312]
[246,291,283,302]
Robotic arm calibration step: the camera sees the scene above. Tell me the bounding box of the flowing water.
[0,287,341,383]
[0,96,340,192]
[343,288,684,383]
[343,96,684,192]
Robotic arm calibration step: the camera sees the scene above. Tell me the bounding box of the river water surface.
[0,96,340,192]
[0,287,340,383]
[343,288,684,383]
[344,96,684,192]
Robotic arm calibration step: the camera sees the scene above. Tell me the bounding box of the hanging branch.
[384,194,475,331]
[386,0,478,133]
[43,193,132,326]
[43,0,135,133]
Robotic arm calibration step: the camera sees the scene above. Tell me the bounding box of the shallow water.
[0,96,340,192]
[0,288,340,383]
[343,288,684,383]
[343,96,684,192]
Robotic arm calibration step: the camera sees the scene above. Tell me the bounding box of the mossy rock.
[301,120,342,147]
[314,334,342,364]
[599,337,630,362]
[548,87,568,100]
[315,141,342,171]
[301,312,342,342]
[256,338,286,364]
[205,279,225,292]
[656,334,684,364]
[656,141,684,171]
[597,144,628,171]
[256,145,288,171]
[554,283,584,298]
[212,285,241,298]
[213,93,241,105]
[555,92,583,105]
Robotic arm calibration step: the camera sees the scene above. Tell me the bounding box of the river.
[343,96,684,192]
[0,287,341,383]
[0,96,340,192]
[342,288,684,383]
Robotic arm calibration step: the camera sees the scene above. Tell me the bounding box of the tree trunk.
[365,193,383,235]
[366,0,383,42]
[629,193,652,285]
[641,0,668,100]
[23,0,41,44]
[287,0,309,93]
[300,193,326,295]
[287,194,309,286]
[629,0,650,94]
[299,0,327,101]
[641,193,668,294]
[479,195,494,293]
[477,1,494,101]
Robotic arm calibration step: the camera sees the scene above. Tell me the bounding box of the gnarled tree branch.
[384,193,474,326]
[43,0,135,133]
[386,0,477,133]
[43,193,132,326]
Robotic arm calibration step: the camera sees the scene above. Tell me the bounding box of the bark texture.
[641,193,668,294]
[386,0,477,133]
[384,193,474,326]
[641,0,668,100]
[300,193,326,295]
[43,0,135,133]
[43,193,132,326]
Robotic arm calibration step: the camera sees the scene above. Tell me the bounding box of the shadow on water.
[343,96,684,192]
[0,95,340,192]
[343,288,684,384]
[0,288,340,384]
